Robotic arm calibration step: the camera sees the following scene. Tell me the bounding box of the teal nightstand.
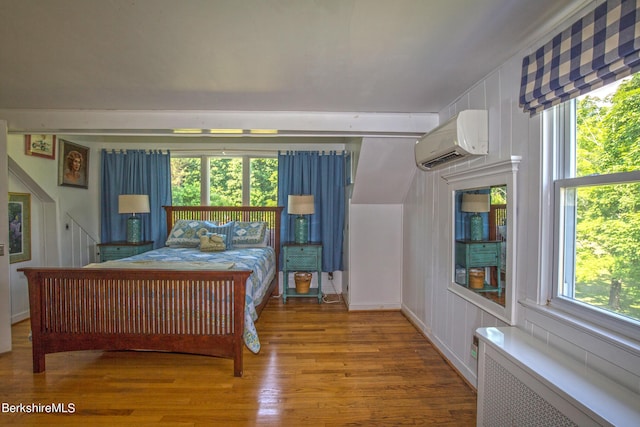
[282,243,322,303]
[455,240,502,295]
[98,241,154,262]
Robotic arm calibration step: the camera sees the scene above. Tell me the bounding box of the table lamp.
[461,193,490,241]
[288,195,314,244]
[118,194,150,243]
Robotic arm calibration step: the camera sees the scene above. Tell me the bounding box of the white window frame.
[546,100,640,342]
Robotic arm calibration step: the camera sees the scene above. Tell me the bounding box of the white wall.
[345,136,425,310]
[0,121,11,352]
[8,134,102,257]
[401,3,640,392]
[7,173,44,323]
[7,134,102,322]
[351,137,424,204]
[341,137,362,301]
[348,203,403,310]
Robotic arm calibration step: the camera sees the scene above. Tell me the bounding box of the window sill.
[519,298,640,357]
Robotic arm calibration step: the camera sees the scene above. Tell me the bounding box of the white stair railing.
[63,213,98,267]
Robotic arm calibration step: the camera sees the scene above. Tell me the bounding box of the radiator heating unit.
[475,327,640,427]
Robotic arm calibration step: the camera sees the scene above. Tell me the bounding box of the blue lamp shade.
[288,195,315,244]
[461,193,490,241]
[118,194,150,243]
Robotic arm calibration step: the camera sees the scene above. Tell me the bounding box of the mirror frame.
[443,156,521,324]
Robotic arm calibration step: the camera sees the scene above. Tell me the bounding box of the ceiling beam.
[0,110,438,138]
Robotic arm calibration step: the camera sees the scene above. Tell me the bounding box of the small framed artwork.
[8,192,31,264]
[25,134,56,159]
[58,139,89,189]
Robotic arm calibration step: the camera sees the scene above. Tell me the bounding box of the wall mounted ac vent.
[415,109,488,171]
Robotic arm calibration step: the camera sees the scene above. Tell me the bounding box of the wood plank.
[0,297,476,426]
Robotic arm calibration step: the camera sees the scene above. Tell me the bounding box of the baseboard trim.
[11,311,29,325]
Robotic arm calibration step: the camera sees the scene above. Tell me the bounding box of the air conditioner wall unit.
[415,109,488,171]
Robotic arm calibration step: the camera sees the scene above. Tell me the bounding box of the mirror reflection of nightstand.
[455,240,501,296]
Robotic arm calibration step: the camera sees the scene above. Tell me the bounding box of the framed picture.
[58,139,89,189]
[8,192,31,264]
[25,134,56,159]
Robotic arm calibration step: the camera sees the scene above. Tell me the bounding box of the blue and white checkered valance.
[520,0,640,115]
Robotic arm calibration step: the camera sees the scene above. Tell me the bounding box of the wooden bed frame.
[20,205,283,377]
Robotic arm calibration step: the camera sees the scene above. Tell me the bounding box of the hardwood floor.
[0,296,476,426]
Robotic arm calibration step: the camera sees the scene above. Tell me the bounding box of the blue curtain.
[278,151,346,272]
[101,150,172,248]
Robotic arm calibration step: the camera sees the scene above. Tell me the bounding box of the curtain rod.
[103,149,170,154]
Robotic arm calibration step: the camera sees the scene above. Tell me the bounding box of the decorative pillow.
[165,219,218,247]
[232,221,268,248]
[199,232,226,252]
[208,221,235,249]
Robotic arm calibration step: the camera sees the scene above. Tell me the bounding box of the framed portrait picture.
[8,192,31,264]
[25,134,56,159]
[58,139,89,189]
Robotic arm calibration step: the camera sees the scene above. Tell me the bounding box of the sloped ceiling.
[351,138,417,204]
[0,0,584,114]
[0,0,587,204]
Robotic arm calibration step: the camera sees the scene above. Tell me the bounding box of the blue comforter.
[104,246,276,353]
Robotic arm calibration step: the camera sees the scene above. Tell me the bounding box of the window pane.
[576,75,638,177]
[560,182,640,322]
[250,158,278,206]
[209,157,242,206]
[171,157,201,206]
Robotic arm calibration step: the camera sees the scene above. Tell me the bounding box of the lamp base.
[127,216,142,243]
[294,215,309,244]
[469,213,483,241]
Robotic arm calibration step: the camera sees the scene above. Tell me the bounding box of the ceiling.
[0,0,584,115]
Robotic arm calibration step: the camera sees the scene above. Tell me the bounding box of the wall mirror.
[443,156,520,324]
[454,186,507,306]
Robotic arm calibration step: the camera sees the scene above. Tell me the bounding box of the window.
[209,157,242,205]
[249,158,278,206]
[171,155,277,206]
[171,157,201,206]
[552,75,640,330]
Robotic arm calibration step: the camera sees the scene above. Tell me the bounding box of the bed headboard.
[163,205,284,264]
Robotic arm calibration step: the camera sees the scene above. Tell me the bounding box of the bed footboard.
[20,268,252,377]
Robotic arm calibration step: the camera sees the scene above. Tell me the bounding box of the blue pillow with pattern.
[232,221,268,248]
[209,221,235,249]
[165,219,219,247]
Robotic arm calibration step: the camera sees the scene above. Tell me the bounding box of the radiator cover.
[482,353,576,426]
[476,326,640,427]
